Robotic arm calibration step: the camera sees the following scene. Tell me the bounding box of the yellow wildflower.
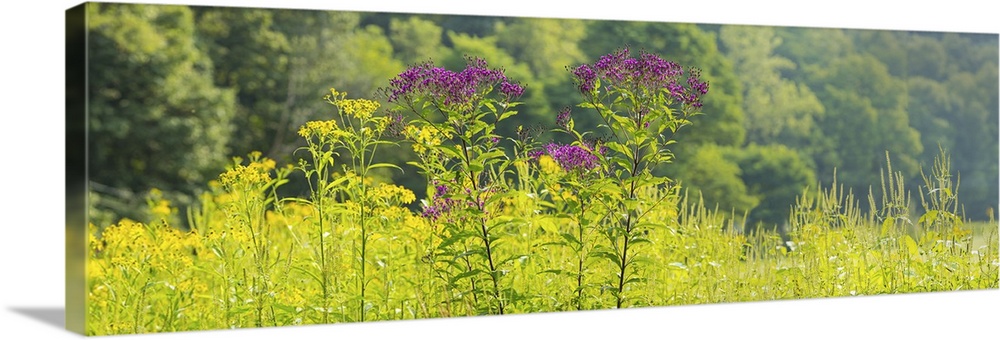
[325,87,380,120]
[219,156,275,188]
[371,183,416,205]
[88,223,103,254]
[151,200,172,216]
[538,155,561,176]
[298,120,351,140]
[338,98,380,120]
[404,124,452,154]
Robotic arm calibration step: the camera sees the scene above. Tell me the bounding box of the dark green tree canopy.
[83,4,999,223]
[88,3,236,194]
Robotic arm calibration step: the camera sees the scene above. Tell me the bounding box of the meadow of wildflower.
[83,48,998,336]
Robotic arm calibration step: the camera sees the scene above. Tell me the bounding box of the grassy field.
[84,156,999,335]
[84,55,998,335]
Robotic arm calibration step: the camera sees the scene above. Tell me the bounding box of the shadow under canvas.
[10,307,67,330]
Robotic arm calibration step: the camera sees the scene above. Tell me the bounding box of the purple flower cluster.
[684,68,710,108]
[385,57,523,108]
[571,48,709,108]
[386,112,405,138]
[555,107,572,129]
[499,80,525,98]
[422,183,455,221]
[544,143,602,172]
[571,64,597,93]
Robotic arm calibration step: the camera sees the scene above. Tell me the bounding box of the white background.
[1,0,997,339]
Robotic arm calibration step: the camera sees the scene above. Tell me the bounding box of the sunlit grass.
[84,60,998,336]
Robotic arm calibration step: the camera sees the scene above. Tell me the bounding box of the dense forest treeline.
[84,3,999,230]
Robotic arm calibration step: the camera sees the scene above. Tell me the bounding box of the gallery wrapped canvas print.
[66,1,999,336]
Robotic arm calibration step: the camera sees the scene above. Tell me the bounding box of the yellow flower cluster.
[95,219,202,274]
[377,206,412,221]
[371,183,416,205]
[335,171,366,186]
[404,125,450,153]
[150,199,172,217]
[89,223,103,254]
[219,157,276,188]
[325,87,381,121]
[338,98,380,121]
[298,120,352,140]
[99,218,146,253]
[538,155,561,176]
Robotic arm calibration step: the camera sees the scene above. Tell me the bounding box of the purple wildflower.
[571,64,597,93]
[684,68,709,108]
[422,205,441,220]
[571,48,708,108]
[385,57,517,110]
[422,183,456,221]
[544,143,601,172]
[386,112,405,138]
[555,107,572,129]
[499,81,524,98]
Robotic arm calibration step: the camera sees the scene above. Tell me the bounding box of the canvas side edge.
[65,1,88,335]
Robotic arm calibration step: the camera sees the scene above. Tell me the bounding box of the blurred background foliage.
[82,3,998,231]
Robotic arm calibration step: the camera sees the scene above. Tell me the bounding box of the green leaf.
[880,218,894,238]
[437,230,476,250]
[628,237,652,246]
[273,303,300,315]
[438,144,465,160]
[559,232,582,247]
[901,235,921,262]
[540,269,573,277]
[367,162,403,173]
[468,162,484,173]
[292,266,324,286]
[918,210,938,226]
[628,255,656,266]
[590,250,621,265]
[624,277,647,285]
[323,175,352,193]
[449,269,485,286]
[498,109,518,121]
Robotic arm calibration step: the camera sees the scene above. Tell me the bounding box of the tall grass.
[84,53,998,335]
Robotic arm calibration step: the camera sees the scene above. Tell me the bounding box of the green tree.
[495,18,589,121]
[773,27,854,84]
[195,8,404,163]
[731,144,816,231]
[808,55,923,192]
[194,7,291,159]
[942,64,999,219]
[906,77,957,161]
[495,18,588,80]
[719,25,825,154]
[388,16,446,65]
[87,3,236,209]
[828,29,997,219]
[673,144,759,215]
